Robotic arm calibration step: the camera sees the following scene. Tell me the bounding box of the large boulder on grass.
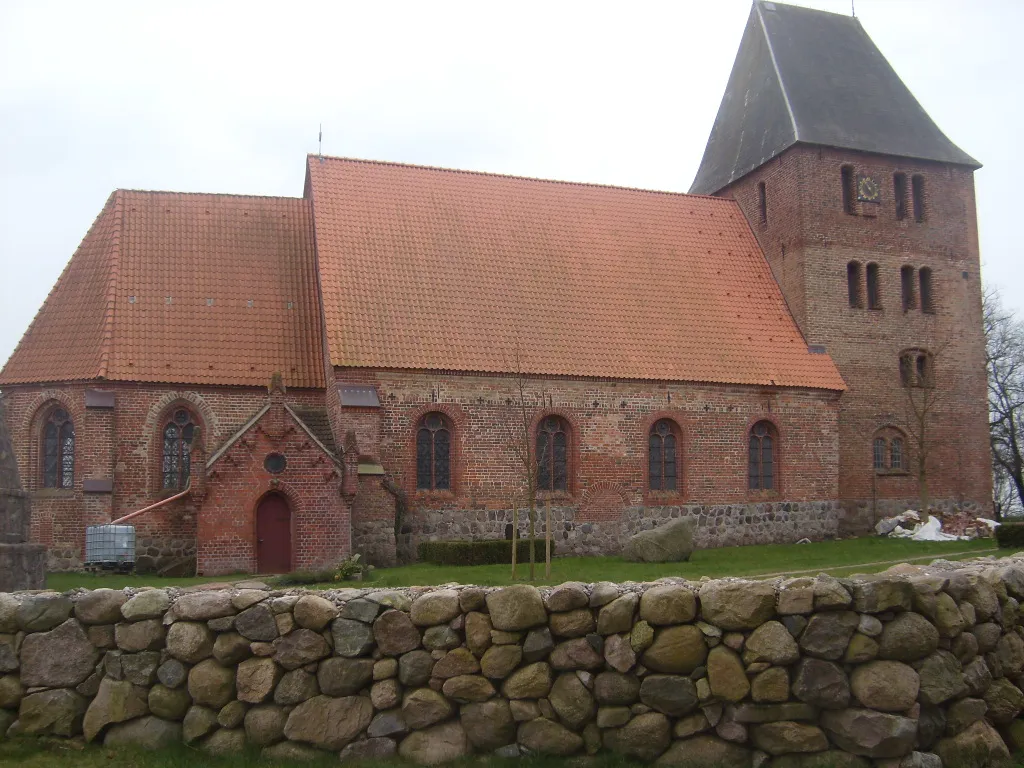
[622,517,695,563]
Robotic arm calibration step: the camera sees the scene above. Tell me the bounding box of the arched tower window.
[649,419,680,492]
[911,174,926,222]
[847,261,863,308]
[841,165,855,214]
[757,182,767,226]
[537,416,569,492]
[900,266,916,311]
[900,349,934,388]
[894,173,908,220]
[42,407,74,489]
[866,263,881,309]
[162,408,196,490]
[416,412,451,491]
[919,267,934,314]
[748,421,777,491]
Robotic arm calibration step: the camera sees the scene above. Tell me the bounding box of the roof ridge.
[97,191,124,380]
[755,2,799,143]
[755,0,855,21]
[118,189,304,202]
[308,154,734,203]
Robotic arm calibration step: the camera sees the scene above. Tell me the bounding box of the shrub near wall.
[997,523,1024,549]
[3,559,1024,766]
[418,539,552,566]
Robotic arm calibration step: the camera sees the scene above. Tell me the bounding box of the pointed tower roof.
[690,1,979,195]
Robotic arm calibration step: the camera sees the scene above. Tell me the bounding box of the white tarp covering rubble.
[890,516,961,541]
[876,510,1000,542]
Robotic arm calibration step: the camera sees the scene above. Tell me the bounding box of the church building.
[0,2,990,574]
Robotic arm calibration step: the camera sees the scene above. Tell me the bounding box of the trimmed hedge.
[996,522,1024,549]
[418,539,553,566]
[272,569,336,586]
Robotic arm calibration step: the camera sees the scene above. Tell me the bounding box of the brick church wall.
[0,381,325,570]
[333,368,841,558]
[719,145,991,532]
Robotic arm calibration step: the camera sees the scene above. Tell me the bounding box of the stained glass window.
[537,416,569,492]
[649,419,679,491]
[42,408,74,489]
[162,408,196,490]
[416,413,451,490]
[748,421,776,491]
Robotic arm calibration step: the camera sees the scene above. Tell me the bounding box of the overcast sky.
[1,0,1020,368]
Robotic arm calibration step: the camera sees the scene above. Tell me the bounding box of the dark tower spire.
[691,1,978,195]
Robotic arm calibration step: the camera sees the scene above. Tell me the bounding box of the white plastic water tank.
[85,525,136,566]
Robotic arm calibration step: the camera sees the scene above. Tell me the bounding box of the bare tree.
[901,340,952,517]
[985,289,1024,516]
[505,355,541,581]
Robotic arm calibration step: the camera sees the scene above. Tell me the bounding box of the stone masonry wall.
[391,501,841,562]
[4,557,1024,765]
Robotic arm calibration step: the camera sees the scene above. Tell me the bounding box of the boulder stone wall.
[2,555,1024,766]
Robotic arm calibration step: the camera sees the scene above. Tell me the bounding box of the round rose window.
[264,453,287,474]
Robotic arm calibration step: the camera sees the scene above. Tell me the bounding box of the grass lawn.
[0,739,644,768]
[2,737,1023,768]
[44,536,1015,593]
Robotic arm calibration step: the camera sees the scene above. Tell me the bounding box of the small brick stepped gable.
[4,557,1024,765]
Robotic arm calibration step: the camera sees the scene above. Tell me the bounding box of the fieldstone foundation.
[385,500,840,562]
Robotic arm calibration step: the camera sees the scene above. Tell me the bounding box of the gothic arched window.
[873,437,886,471]
[748,421,777,491]
[891,438,905,470]
[42,408,74,489]
[416,413,451,491]
[649,419,679,492]
[872,428,907,474]
[537,416,569,492]
[162,408,196,490]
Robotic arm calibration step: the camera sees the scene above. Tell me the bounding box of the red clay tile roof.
[0,191,324,388]
[306,156,845,391]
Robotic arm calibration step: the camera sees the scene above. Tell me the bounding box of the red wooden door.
[256,493,292,573]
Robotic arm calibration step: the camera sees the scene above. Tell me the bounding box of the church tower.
[692,1,991,530]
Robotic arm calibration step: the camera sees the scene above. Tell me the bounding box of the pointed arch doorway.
[256,492,292,573]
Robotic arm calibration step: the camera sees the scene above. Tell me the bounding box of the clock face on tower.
[857,175,880,202]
